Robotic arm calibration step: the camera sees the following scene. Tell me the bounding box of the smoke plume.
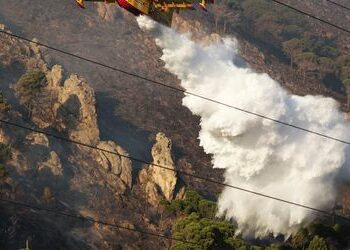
[137,16,350,237]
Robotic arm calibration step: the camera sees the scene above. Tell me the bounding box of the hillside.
[0,28,181,249]
[0,0,350,249]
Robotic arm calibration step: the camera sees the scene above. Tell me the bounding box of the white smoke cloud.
[137,16,350,237]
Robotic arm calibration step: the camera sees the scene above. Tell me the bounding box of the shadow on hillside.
[0,61,25,110]
[0,148,89,249]
[95,91,153,175]
[323,73,345,94]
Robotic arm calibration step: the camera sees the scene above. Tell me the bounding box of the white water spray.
[137,16,350,237]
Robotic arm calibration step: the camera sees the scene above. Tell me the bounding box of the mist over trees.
[161,191,350,249]
[213,0,350,108]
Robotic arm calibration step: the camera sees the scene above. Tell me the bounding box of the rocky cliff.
[139,132,184,205]
[0,21,192,249]
[0,24,145,249]
[6,34,132,188]
[1,1,350,248]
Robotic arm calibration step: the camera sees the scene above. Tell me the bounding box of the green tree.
[318,57,335,79]
[225,236,249,249]
[198,199,217,219]
[14,70,46,115]
[172,212,236,250]
[255,14,283,41]
[0,164,7,179]
[161,190,217,217]
[222,0,347,92]
[342,79,350,110]
[162,191,239,249]
[0,143,11,181]
[281,24,304,40]
[295,52,318,83]
[333,223,350,238]
[0,143,11,163]
[339,66,350,81]
[282,39,305,67]
[265,245,288,250]
[335,57,350,100]
[227,0,241,10]
[291,228,310,249]
[336,55,350,68]
[308,236,328,250]
[0,91,10,111]
[312,44,339,58]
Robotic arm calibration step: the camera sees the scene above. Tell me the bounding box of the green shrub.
[223,0,344,90]
[307,222,336,238]
[291,228,310,249]
[163,190,350,249]
[14,70,46,107]
[172,212,236,250]
[161,199,186,214]
[0,144,10,180]
[308,236,328,250]
[227,0,240,9]
[162,191,237,249]
[0,164,7,178]
[265,244,289,250]
[0,92,10,111]
[250,246,263,250]
[333,223,350,239]
[225,236,249,249]
[198,199,217,219]
[161,190,217,217]
[0,143,11,162]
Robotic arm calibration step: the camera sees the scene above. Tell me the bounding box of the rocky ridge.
[0,23,184,249]
[139,132,183,205]
[1,1,350,248]
[6,35,133,192]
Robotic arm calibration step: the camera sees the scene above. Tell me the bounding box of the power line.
[0,3,347,248]
[0,197,199,246]
[1,118,349,222]
[270,0,350,35]
[0,0,349,223]
[0,30,349,147]
[326,0,350,11]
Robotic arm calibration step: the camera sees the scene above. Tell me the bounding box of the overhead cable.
[1,118,349,222]
[0,197,198,245]
[326,0,350,11]
[270,0,350,35]
[0,29,349,146]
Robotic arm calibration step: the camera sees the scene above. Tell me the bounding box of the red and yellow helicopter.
[75,0,214,26]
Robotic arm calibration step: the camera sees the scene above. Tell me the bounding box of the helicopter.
[75,0,214,26]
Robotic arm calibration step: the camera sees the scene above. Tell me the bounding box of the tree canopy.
[162,191,350,249]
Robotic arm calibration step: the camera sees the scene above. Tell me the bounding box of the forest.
[161,190,350,249]
[216,0,350,107]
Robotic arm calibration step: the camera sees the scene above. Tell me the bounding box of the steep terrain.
[1,0,350,249]
[0,25,186,249]
[1,0,348,197]
[0,0,223,194]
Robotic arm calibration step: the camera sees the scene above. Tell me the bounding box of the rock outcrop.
[38,151,63,176]
[172,14,221,46]
[0,128,10,145]
[56,74,100,145]
[25,132,49,147]
[96,140,132,192]
[12,62,133,193]
[150,133,177,200]
[6,30,133,194]
[13,63,100,145]
[139,132,178,205]
[96,3,117,22]
[46,64,63,88]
